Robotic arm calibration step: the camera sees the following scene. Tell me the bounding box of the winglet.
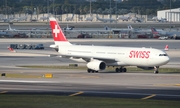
[164,45,169,51]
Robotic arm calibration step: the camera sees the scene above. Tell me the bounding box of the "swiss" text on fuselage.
[129,50,150,59]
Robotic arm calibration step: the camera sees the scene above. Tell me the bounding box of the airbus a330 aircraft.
[49,17,170,74]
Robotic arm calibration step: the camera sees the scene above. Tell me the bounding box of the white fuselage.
[58,45,170,67]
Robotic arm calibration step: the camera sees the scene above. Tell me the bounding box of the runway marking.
[69,91,84,97]
[154,84,180,87]
[0,91,8,94]
[0,79,53,83]
[175,84,180,86]
[69,74,99,79]
[141,94,156,100]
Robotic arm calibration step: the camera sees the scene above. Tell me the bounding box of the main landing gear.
[115,67,127,73]
[87,69,98,73]
[154,66,159,74]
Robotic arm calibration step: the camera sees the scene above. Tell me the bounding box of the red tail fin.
[49,17,68,42]
[151,28,158,34]
[151,27,161,38]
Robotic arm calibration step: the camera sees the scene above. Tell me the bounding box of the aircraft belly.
[125,58,149,66]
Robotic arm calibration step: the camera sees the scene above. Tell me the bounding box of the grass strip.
[18,65,180,73]
[0,94,180,108]
[4,73,42,78]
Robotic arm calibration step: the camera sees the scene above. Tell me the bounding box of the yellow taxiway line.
[0,91,8,94]
[142,94,156,100]
[69,91,84,97]
[154,84,180,87]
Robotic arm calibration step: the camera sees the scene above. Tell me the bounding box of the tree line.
[0,0,179,15]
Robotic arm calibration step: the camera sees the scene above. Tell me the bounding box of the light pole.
[115,0,118,28]
[170,0,172,31]
[109,0,112,30]
[53,0,54,15]
[5,0,7,19]
[90,0,91,16]
[170,0,171,22]
[47,0,49,15]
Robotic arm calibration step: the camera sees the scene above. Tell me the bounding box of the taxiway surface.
[0,39,180,100]
[0,68,180,100]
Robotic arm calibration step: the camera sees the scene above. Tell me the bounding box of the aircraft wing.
[62,55,117,63]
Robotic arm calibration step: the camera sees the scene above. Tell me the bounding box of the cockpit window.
[159,54,168,56]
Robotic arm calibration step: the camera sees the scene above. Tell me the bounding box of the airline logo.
[53,25,60,38]
[49,18,67,41]
[129,50,150,59]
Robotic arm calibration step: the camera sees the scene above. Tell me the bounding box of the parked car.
[13,33,28,38]
[8,44,44,50]
[137,34,148,38]
[26,44,33,49]
[9,44,18,49]
[17,44,26,49]
[34,44,44,49]
[158,36,168,40]
[77,34,92,38]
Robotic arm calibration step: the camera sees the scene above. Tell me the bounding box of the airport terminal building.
[158,8,180,22]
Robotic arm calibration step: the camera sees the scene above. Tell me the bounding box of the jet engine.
[87,60,106,71]
[137,66,154,70]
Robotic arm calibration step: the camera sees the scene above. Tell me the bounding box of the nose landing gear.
[154,66,159,74]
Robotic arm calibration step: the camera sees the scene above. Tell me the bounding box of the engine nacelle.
[87,60,106,71]
[137,66,154,70]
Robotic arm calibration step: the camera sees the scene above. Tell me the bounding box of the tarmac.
[0,21,180,29]
[0,39,180,100]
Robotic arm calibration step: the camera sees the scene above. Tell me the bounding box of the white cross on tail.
[53,25,60,38]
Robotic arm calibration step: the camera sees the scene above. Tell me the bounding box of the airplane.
[64,14,74,21]
[96,16,117,23]
[152,17,168,23]
[151,27,180,39]
[0,31,14,38]
[151,27,165,39]
[111,25,134,33]
[2,17,14,22]
[14,15,28,22]
[63,24,74,30]
[131,17,143,23]
[85,16,93,21]
[39,15,49,21]
[6,24,16,31]
[118,15,131,21]
[49,17,170,74]
[112,25,149,33]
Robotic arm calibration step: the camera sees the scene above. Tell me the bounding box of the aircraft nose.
[163,56,170,64]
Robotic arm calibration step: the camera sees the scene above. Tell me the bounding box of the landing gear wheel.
[87,69,98,73]
[123,68,127,72]
[115,68,119,72]
[95,71,99,73]
[92,70,95,73]
[115,67,127,73]
[154,71,159,74]
[154,66,159,74]
[87,69,91,73]
[119,68,123,72]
